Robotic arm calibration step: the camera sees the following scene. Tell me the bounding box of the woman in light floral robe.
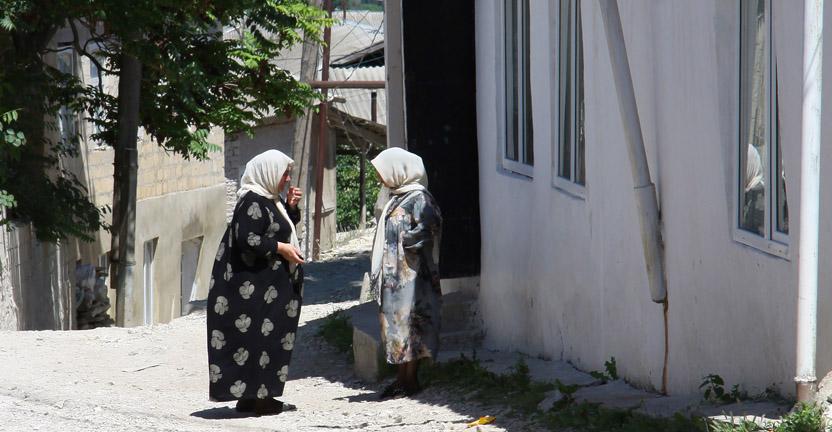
[207,150,305,415]
[370,148,443,398]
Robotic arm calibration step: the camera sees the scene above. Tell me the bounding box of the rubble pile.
[75,264,114,330]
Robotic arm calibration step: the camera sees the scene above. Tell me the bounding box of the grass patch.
[422,355,709,431]
[543,402,707,432]
[420,354,556,415]
[777,403,827,432]
[317,310,353,361]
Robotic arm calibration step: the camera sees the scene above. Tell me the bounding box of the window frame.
[499,0,534,178]
[733,0,789,259]
[552,0,586,198]
[55,45,79,147]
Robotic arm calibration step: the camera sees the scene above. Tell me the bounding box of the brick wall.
[84,129,225,209]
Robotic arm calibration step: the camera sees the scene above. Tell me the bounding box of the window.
[554,0,585,192]
[143,238,158,325]
[56,46,79,147]
[180,237,203,315]
[503,0,534,176]
[737,0,788,254]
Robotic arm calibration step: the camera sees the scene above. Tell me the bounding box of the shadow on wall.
[2,223,79,330]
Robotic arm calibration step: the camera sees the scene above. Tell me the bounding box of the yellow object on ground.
[466,416,496,428]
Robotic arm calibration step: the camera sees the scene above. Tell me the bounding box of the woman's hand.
[277,242,305,264]
[287,187,303,208]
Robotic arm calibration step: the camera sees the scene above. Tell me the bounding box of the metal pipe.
[312,0,333,260]
[309,80,385,89]
[598,0,667,303]
[796,0,824,403]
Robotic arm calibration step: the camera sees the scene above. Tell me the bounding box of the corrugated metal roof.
[272,11,384,78]
[329,66,386,126]
[224,12,386,127]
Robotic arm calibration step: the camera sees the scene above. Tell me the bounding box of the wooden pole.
[291,0,323,258]
[313,0,334,260]
[309,80,385,89]
[359,141,367,230]
[358,91,377,230]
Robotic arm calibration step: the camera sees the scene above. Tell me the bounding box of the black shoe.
[235,399,256,412]
[254,398,297,416]
[379,382,407,400]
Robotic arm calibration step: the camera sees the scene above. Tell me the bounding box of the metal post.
[796,0,824,403]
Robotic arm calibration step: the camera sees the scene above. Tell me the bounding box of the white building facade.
[476,0,832,396]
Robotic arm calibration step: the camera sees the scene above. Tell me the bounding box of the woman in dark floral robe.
[370,148,443,398]
[207,150,305,415]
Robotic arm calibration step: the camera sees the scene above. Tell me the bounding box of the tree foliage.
[336,153,379,231]
[0,0,330,241]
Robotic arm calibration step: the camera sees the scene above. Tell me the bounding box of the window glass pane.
[739,0,767,236]
[56,50,76,143]
[522,0,533,165]
[775,66,788,234]
[558,0,572,179]
[575,0,585,185]
[505,0,519,162]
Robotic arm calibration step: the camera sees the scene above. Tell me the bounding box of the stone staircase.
[438,291,483,351]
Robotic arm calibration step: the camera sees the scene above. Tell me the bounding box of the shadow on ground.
[300,250,369,306]
[193,241,534,430]
[293,310,533,430]
[190,406,258,420]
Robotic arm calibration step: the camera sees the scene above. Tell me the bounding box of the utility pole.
[291,0,323,258]
[312,0,334,260]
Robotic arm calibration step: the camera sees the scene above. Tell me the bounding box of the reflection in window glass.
[738,0,787,245]
[504,0,533,167]
[739,0,767,236]
[558,0,584,186]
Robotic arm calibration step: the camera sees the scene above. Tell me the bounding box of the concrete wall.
[475,0,828,396]
[124,184,227,326]
[0,222,76,331]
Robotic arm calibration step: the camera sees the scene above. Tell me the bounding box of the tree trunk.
[112,51,142,327]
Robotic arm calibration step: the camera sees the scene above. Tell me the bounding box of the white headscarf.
[369,148,428,297]
[237,150,300,252]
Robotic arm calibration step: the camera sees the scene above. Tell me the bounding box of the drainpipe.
[598,1,666,304]
[795,0,824,403]
[599,0,669,394]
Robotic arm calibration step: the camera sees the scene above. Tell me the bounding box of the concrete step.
[345,290,484,382]
[440,291,480,333]
[440,329,484,351]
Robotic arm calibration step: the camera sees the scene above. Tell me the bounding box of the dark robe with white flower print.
[207,192,303,402]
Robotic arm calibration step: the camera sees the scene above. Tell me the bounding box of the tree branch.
[67,18,115,86]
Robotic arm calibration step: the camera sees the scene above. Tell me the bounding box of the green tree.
[336,153,380,231]
[0,0,330,241]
